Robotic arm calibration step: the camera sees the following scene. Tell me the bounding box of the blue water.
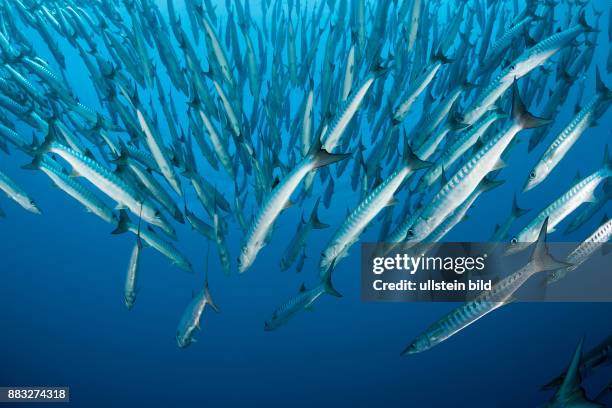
[1,0,611,407]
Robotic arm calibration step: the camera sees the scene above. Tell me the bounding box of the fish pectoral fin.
[490,158,506,171]
[69,169,82,177]
[585,191,598,203]
[385,197,399,207]
[282,200,294,210]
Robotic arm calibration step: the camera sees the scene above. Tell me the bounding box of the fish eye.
[529,171,536,179]
[511,237,518,244]
[510,64,516,71]
[407,229,415,238]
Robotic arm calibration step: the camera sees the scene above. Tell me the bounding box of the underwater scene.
[0,0,611,406]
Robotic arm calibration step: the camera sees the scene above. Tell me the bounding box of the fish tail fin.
[369,55,394,78]
[433,49,454,64]
[309,197,329,229]
[310,144,351,169]
[33,121,58,155]
[578,10,597,32]
[531,217,572,272]
[603,144,611,173]
[402,139,432,171]
[555,337,586,400]
[205,286,219,313]
[111,209,131,235]
[511,193,530,218]
[204,243,219,313]
[479,177,505,193]
[511,81,551,129]
[595,67,612,100]
[21,154,43,171]
[321,263,342,298]
[448,101,469,131]
[540,376,564,391]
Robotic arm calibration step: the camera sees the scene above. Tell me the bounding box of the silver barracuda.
[321,64,389,152]
[136,109,182,196]
[541,338,604,408]
[201,15,233,87]
[37,130,164,230]
[280,198,328,271]
[23,155,115,225]
[392,53,451,124]
[176,258,219,348]
[0,168,41,214]
[403,219,568,355]
[113,211,192,272]
[463,15,591,126]
[547,215,612,285]
[124,234,142,310]
[407,84,549,245]
[239,146,350,273]
[415,110,504,193]
[524,71,612,192]
[510,151,612,253]
[265,267,341,331]
[320,143,430,275]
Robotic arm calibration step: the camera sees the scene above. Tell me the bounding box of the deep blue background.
[1,0,611,407]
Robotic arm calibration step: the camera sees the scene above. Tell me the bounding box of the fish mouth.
[400,343,419,356]
[522,178,537,192]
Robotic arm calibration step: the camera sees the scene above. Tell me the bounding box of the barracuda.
[463,16,590,126]
[525,71,612,192]
[342,43,356,102]
[541,338,604,408]
[136,109,182,196]
[124,235,142,310]
[114,210,192,272]
[502,12,594,83]
[403,219,567,355]
[416,110,504,193]
[176,253,218,348]
[408,84,549,244]
[239,147,350,273]
[321,64,389,152]
[198,109,233,179]
[392,54,450,124]
[547,215,612,285]
[280,198,328,271]
[265,267,341,331]
[37,130,164,229]
[201,16,233,87]
[0,168,41,214]
[320,143,430,275]
[24,155,116,225]
[511,154,612,252]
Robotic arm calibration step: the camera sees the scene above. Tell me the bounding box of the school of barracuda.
[0,0,610,383]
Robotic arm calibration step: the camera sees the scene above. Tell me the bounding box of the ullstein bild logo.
[360,242,612,303]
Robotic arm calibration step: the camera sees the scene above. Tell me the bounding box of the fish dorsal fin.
[555,338,585,400]
[511,193,530,218]
[310,197,329,229]
[299,283,307,293]
[531,217,572,272]
[272,176,280,189]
